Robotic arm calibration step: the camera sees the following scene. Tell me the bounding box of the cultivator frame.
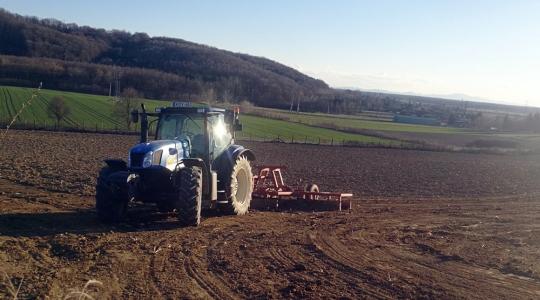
[252,165,353,211]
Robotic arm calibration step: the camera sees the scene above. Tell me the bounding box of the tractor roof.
[157,106,227,114]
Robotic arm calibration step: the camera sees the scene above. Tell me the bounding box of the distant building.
[393,114,441,126]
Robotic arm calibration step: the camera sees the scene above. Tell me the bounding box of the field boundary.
[0,121,139,136]
[2,125,534,155]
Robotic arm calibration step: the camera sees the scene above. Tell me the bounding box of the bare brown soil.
[385,131,540,152]
[1,130,540,299]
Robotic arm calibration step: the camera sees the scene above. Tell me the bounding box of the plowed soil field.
[1,130,540,299]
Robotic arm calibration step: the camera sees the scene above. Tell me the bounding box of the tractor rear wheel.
[221,156,253,215]
[157,201,175,213]
[95,167,129,223]
[176,166,203,226]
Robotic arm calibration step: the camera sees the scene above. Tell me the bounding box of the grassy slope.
[0,86,394,144]
[0,86,167,129]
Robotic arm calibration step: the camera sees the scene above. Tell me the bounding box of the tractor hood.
[130,140,178,154]
[128,139,189,170]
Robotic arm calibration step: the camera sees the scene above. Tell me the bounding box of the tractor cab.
[153,106,237,161]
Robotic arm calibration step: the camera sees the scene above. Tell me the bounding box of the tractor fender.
[104,159,127,171]
[213,145,255,190]
[178,158,208,174]
[214,145,255,174]
[228,144,255,162]
[233,148,255,162]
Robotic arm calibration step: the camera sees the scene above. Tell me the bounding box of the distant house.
[393,114,441,126]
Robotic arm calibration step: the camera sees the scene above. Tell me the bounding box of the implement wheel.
[305,183,319,193]
[221,156,253,215]
[302,183,320,200]
[176,166,203,226]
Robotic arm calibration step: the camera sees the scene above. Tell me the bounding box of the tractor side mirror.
[131,109,139,123]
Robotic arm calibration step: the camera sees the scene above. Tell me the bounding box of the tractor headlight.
[142,151,153,168]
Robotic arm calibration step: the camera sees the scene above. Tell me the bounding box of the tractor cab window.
[157,114,206,157]
[208,114,232,159]
[157,114,204,140]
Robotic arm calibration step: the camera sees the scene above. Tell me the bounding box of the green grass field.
[0,86,167,129]
[249,107,467,134]
[0,86,396,144]
[237,115,392,144]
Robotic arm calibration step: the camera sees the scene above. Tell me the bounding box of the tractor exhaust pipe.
[140,104,148,143]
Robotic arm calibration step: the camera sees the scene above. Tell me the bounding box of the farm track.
[1,130,540,298]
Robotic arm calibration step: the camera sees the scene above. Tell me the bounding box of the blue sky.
[1,0,539,106]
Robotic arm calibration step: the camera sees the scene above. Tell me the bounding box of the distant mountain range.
[342,87,515,106]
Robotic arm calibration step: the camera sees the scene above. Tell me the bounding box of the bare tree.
[201,87,217,104]
[47,96,70,128]
[112,87,140,130]
[292,90,303,113]
[220,88,234,104]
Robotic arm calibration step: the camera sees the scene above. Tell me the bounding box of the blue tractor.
[96,103,255,226]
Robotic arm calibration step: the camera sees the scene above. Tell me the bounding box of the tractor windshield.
[157,113,204,141]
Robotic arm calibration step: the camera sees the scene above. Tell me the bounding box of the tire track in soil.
[147,239,166,299]
[393,246,540,298]
[183,254,237,300]
[144,233,202,299]
[268,247,298,270]
[308,231,406,299]
[196,229,244,300]
[309,228,540,299]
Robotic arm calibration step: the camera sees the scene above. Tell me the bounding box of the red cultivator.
[252,165,354,211]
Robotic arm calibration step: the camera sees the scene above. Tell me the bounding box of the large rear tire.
[157,201,175,213]
[95,167,129,223]
[221,156,253,215]
[176,166,203,226]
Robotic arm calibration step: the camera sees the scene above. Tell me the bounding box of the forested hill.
[1,8,536,125]
[0,9,328,106]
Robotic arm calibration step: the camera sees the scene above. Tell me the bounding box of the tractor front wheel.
[221,156,253,215]
[95,167,129,223]
[176,166,203,226]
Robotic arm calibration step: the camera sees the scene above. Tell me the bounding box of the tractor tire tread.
[221,156,253,215]
[176,166,202,226]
